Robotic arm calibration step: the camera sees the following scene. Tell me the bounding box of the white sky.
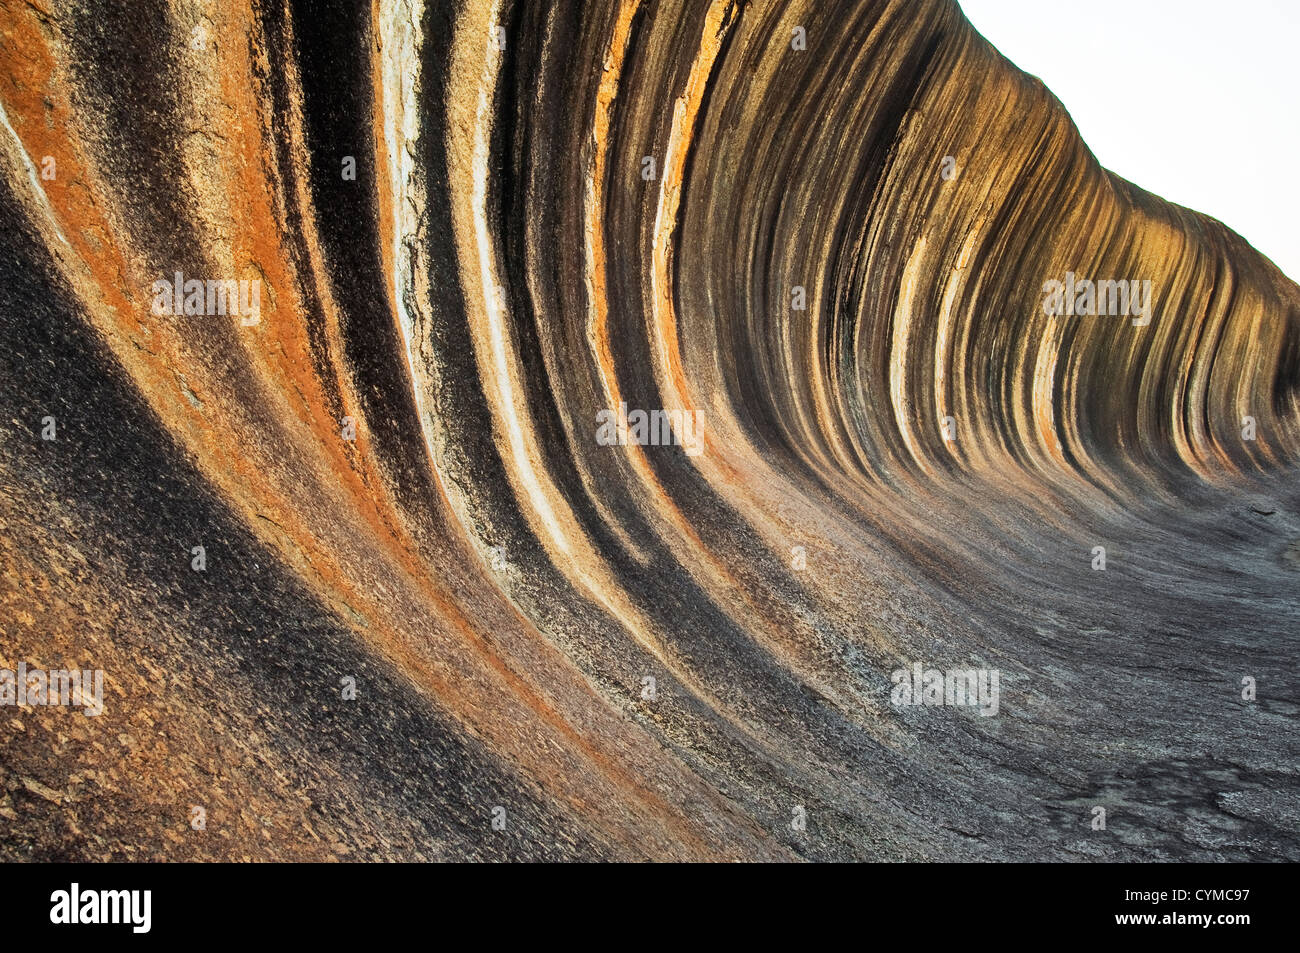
[957,0,1300,282]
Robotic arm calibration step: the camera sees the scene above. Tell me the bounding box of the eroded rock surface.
[1,0,1297,860]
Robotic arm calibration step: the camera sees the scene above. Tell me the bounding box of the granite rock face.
[1,0,1297,861]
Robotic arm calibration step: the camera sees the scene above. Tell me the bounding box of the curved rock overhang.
[0,0,1296,860]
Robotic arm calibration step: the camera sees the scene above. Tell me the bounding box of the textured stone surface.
[0,0,1297,860]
